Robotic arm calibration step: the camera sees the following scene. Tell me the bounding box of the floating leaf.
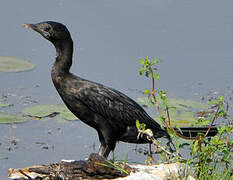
[0,112,28,124]
[137,97,209,126]
[0,155,8,160]
[156,109,195,126]
[60,111,77,121]
[0,55,35,72]
[0,103,10,108]
[168,98,208,110]
[22,104,78,121]
[137,97,208,110]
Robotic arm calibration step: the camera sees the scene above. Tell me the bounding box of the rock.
[116,163,195,180]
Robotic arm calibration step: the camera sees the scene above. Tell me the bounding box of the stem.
[149,71,220,140]
[165,106,171,126]
[149,66,161,114]
[139,129,184,160]
[204,106,219,137]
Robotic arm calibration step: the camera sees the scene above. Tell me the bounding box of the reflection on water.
[1,0,233,179]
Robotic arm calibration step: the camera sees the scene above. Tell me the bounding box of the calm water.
[1,0,233,179]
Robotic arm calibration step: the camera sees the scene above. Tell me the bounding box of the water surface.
[1,0,233,179]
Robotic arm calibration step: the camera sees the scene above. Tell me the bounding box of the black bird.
[23,21,170,158]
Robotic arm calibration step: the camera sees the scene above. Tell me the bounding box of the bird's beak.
[23,23,50,40]
[22,23,36,30]
[23,23,42,35]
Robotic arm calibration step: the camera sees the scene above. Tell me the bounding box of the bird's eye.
[44,26,51,32]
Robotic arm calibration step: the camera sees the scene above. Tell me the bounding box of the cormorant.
[23,21,170,158]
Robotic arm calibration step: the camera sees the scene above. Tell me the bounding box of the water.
[1,0,233,178]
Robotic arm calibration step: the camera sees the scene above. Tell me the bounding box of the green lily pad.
[60,111,78,121]
[22,104,78,121]
[0,155,8,160]
[0,103,10,108]
[0,112,28,124]
[137,97,208,110]
[0,55,35,72]
[138,97,209,127]
[167,98,208,110]
[155,109,196,126]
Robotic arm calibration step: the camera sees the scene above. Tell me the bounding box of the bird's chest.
[51,72,91,119]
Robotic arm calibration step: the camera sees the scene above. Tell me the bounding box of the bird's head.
[23,21,71,43]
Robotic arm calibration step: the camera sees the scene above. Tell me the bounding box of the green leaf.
[152,73,160,81]
[61,111,77,121]
[218,110,227,117]
[136,120,146,131]
[218,95,223,102]
[139,67,146,75]
[192,140,199,155]
[151,58,162,65]
[139,58,145,65]
[0,103,10,108]
[137,97,209,126]
[144,57,149,64]
[0,112,28,124]
[210,136,219,144]
[144,89,150,95]
[218,126,227,135]
[0,155,8,160]
[0,55,35,72]
[136,120,140,130]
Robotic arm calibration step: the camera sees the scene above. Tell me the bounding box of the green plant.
[188,96,233,179]
[138,57,233,179]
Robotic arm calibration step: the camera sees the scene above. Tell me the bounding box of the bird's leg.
[98,145,106,156]
[98,144,113,158]
[148,143,156,164]
[167,137,176,153]
[149,143,152,156]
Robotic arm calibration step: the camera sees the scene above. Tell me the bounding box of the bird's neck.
[53,38,73,73]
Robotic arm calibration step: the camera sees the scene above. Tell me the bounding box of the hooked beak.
[23,23,36,30]
[23,23,42,35]
[23,23,50,39]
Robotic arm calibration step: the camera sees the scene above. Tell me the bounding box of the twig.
[149,66,162,114]
[138,129,184,160]
[149,67,220,140]
[18,169,33,180]
[204,106,219,137]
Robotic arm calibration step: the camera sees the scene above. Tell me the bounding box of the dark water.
[1,0,233,179]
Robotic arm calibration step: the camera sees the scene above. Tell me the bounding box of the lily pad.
[22,104,78,121]
[167,98,208,110]
[155,109,196,126]
[137,97,208,110]
[137,97,209,127]
[0,155,8,160]
[0,55,35,72]
[0,112,28,124]
[0,103,10,108]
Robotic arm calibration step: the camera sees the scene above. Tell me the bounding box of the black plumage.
[23,21,170,158]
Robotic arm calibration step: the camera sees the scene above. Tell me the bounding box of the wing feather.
[76,81,153,127]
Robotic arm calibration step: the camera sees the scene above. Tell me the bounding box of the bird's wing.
[75,80,158,128]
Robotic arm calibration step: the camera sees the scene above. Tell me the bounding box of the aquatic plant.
[138,57,233,179]
[0,55,35,72]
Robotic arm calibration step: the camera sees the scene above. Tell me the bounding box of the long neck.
[53,38,73,73]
